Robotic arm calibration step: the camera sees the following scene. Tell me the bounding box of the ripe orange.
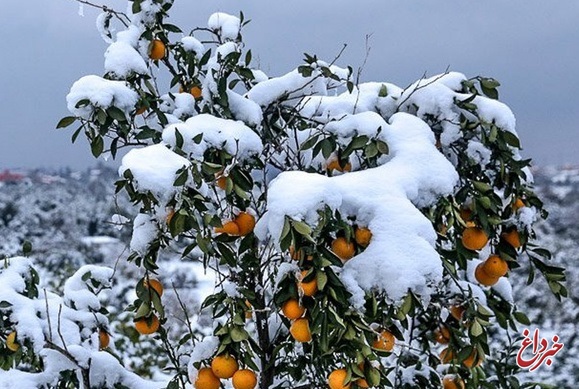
[439,347,453,363]
[449,305,465,322]
[460,208,472,222]
[331,237,356,261]
[356,378,369,388]
[6,332,19,352]
[513,198,525,211]
[190,86,202,99]
[149,39,166,60]
[327,159,352,173]
[461,227,488,250]
[281,299,306,320]
[354,227,372,247]
[290,318,312,342]
[194,367,221,389]
[299,270,318,297]
[442,374,465,389]
[328,369,351,389]
[235,212,256,236]
[475,263,499,287]
[502,229,521,249]
[211,354,239,379]
[215,173,228,190]
[482,255,509,277]
[463,349,484,369]
[434,325,450,344]
[135,105,147,115]
[215,220,240,235]
[232,369,257,389]
[144,278,164,297]
[98,329,110,350]
[134,314,160,335]
[372,330,395,352]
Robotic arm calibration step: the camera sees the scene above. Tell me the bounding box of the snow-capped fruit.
[442,374,465,389]
[461,227,488,250]
[211,354,239,379]
[482,255,509,277]
[290,318,312,342]
[6,332,19,352]
[331,237,355,261]
[215,221,240,235]
[232,369,257,389]
[354,227,372,247]
[134,314,160,335]
[144,278,164,297]
[281,299,306,320]
[328,369,351,389]
[502,228,521,249]
[298,270,318,297]
[98,329,110,349]
[475,263,499,286]
[372,330,395,352]
[149,39,166,60]
[194,367,221,389]
[235,212,255,236]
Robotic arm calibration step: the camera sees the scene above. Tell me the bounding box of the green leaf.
[503,131,521,149]
[230,327,249,342]
[22,241,32,255]
[292,220,312,236]
[378,84,388,97]
[91,136,104,158]
[470,321,483,337]
[56,116,77,129]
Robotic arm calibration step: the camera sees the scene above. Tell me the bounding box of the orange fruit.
[434,325,450,344]
[6,332,19,352]
[215,220,240,235]
[502,229,521,249]
[235,212,256,236]
[449,305,465,322]
[460,208,472,222]
[439,347,454,363]
[462,349,484,369]
[166,209,175,225]
[299,270,318,297]
[354,227,372,247]
[327,159,352,173]
[372,330,395,352]
[194,367,221,389]
[244,300,253,320]
[232,369,257,389]
[513,198,525,211]
[215,173,228,190]
[475,263,499,286]
[328,368,351,389]
[442,374,465,389]
[134,314,160,335]
[482,255,509,277]
[149,39,166,60]
[190,86,202,99]
[98,329,110,349]
[281,299,306,320]
[461,227,488,250]
[144,278,164,297]
[290,318,312,342]
[211,354,239,379]
[356,378,370,388]
[331,237,356,261]
[135,105,147,115]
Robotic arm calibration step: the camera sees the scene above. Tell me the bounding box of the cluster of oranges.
[214,212,256,237]
[194,354,257,389]
[331,226,372,263]
[134,278,163,336]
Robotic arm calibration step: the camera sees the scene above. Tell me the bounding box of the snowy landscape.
[0,1,577,388]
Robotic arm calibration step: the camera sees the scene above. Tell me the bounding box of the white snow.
[162,114,263,161]
[181,36,205,57]
[105,41,148,78]
[207,13,241,41]
[129,213,158,256]
[67,75,139,119]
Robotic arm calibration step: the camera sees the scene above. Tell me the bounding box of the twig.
[43,289,53,342]
[57,304,68,353]
[73,0,130,27]
[396,67,451,112]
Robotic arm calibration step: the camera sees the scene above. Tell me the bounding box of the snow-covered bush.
[52,0,567,388]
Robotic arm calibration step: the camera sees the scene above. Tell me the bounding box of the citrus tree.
[3,0,567,388]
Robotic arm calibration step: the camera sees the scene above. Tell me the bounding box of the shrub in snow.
[53,0,566,388]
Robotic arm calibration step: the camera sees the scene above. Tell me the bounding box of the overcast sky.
[1,0,578,169]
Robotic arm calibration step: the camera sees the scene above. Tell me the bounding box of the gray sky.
[1,0,578,169]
